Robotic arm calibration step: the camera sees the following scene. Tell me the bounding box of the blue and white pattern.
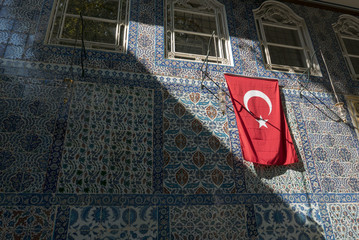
[255,203,325,240]
[0,0,359,239]
[67,206,157,239]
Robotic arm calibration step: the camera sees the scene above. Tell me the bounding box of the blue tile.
[4,45,23,59]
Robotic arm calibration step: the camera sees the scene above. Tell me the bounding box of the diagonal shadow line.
[230,97,298,146]
[160,77,325,239]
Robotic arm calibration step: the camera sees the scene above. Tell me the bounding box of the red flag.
[224,74,298,165]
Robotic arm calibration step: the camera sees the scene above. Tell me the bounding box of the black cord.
[296,51,344,123]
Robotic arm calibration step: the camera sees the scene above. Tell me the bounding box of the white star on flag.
[256,116,268,128]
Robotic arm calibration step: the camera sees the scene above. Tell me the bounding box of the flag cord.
[296,50,347,123]
[200,32,235,114]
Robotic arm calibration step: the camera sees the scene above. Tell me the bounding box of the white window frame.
[346,96,359,139]
[46,0,130,52]
[164,0,232,65]
[253,0,320,75]
[333,15,359,81]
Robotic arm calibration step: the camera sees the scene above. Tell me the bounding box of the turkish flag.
[224,74,298,165]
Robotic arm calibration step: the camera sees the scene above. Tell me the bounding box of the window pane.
[175,32,217,56]
[174,0,215,14]
[350,57,359,74]
[63,17,117,44]
[354,102,359,113]
[343,38,359,55]
[67,0,119,20]
[268,45,306,68]
[264,25,301,47]
[174,11,216,34]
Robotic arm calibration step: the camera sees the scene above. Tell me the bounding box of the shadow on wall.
[0,46,326,238]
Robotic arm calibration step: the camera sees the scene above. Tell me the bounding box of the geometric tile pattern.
[327,203,359,240]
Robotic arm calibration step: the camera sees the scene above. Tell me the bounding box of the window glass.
[333,15,359,80]
[175,33,217,56]
[47,0,129,52]
[268,46,306,68]
[263,25,301,47]
[350,57,359,74]
[165,0,231,64]
[342,38,359,55]
[174,11,216,34]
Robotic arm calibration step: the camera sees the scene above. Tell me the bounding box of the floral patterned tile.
[327,203,359,240]
[67,206,158,239]
[170,205,247,239]
[254,203,325,240]
[0,206,55,239]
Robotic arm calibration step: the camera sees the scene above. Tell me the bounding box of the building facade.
[0,0,358,239]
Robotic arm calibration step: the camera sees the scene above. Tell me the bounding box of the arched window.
[333,15,359,81]
[165,0,232,65]
[46,0,130,52]
[253,0,320,75]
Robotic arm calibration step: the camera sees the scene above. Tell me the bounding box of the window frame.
[253,0,320,75]
[164,0,232,65]
[45,0,130,52]
[333,15,359,81]
[346,95,359,139]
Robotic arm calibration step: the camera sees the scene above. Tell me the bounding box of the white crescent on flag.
[243,90,272,128]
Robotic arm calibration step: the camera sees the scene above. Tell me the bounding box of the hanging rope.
[200,31,234,113]
[297,50,345,123]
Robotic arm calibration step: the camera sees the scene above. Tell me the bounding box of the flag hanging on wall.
[224,74,298,165]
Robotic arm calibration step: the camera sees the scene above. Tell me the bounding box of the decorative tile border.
[293,102,323,193]
[319,203,335,240]
[1,193,359,207]
[245,204,258,239]
[52,206,70,240]
[43,99,69,193]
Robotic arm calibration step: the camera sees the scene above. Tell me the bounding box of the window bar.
[200,31,234,113]
[59,0,72,41]
[259,20,272,69]
[297,26,311,69]
[116,0,121,47]
[171,2,175,54]
[49,0,62,43]
[123,0,130,51]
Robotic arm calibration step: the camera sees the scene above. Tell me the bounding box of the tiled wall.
[0,0,359,239]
